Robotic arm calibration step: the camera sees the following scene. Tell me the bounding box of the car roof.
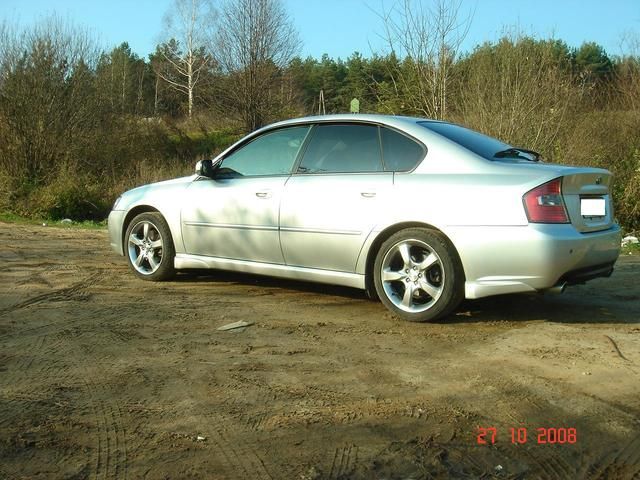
[217,113,511,175]
[250,114,455,155]
[264,113,443,131]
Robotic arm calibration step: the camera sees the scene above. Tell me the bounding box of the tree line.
[0,0,638,231]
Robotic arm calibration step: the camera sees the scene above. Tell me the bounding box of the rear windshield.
[418,121,510,160]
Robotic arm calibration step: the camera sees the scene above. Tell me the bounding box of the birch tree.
[96,43,151,115]
[377,0,472,119]
[157,0,216,117]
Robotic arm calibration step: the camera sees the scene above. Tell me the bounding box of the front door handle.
[256,191,272,199]
[361,192,376,198]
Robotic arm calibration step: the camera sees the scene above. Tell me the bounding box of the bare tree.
[376,0,472,119]
[214,0,299,131]
[96,43,149,115]
[615,32,640,111]
[157,0,216,117]
[0,20,18,89]
[457,32,577,155]
[0,16,101,182]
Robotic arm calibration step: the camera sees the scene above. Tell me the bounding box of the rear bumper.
[445,223,621,299]
[558,261,615,285]
[107,210,126,256]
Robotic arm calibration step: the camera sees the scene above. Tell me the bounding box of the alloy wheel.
[380,239,444,313]
[127,221,164,275]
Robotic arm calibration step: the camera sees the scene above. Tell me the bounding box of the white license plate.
[581,198,605,216]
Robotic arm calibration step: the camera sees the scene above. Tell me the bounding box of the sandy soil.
[0,221,639,479]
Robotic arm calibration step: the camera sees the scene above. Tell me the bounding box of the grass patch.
[0,212,107,230]
[621,242,640,256]
[166,129,242,159]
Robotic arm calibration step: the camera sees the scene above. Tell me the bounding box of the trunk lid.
[493,161,615,232]
[560,169,614,233]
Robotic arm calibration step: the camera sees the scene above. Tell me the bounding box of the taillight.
[523,178,569,223]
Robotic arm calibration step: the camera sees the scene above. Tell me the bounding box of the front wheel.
[125,212,176,281]
[373,228,464,322]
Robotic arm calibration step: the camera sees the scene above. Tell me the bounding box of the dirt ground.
[0,221,639,480]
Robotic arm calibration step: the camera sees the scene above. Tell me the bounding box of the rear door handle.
[361,192,376,198]
[256,191,272,199]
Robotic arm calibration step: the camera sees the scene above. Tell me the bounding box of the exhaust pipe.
[546,282,567,294]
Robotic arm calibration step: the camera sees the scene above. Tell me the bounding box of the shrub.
[27,168,110,221]
[559,110,640,230]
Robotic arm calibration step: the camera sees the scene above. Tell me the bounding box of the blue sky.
[1,0,639,59]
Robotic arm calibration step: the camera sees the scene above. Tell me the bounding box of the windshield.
[418,121,511,161]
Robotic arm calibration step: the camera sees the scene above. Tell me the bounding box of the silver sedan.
[108,114,621,322]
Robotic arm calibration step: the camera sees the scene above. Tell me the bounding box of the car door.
[181,125,310,263]
[280,123,393,272]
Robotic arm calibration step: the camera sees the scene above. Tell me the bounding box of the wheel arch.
[121,205,161,251]
[363,222,466,299]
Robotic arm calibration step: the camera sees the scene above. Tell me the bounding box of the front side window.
[381,127,425,171]
[298,124,383,173]
[219,126,310,177]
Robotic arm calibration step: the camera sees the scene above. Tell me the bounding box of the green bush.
[166,128,242,160]
[27,170,110,221]
[0,167,12,213]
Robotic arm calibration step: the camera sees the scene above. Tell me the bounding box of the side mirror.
[195,159,215,178]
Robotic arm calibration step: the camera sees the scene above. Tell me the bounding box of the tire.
[124,212,176,281]
[373,228,464,322]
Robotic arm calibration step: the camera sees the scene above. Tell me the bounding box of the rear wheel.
[125,212,176,281]
[373,228,464,322]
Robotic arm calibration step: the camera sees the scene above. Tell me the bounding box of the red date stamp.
[477,426,577,445]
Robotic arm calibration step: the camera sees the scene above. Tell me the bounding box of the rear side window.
[381,127,425,171]
[298,124,383,173]
[418,121,509,160]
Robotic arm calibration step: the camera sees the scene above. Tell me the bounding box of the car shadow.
[173,263,639,325]
[444,257,640,325]
[441,288,640,325]
[174,268,369,300]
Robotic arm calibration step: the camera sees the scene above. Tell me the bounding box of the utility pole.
[318,89,326,115]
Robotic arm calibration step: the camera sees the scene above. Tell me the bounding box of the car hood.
[117,175,196,211]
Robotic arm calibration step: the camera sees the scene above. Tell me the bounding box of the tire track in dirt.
[205,417,273,480]
[587,432,640,479]
[328,444,359,479]
[0,304,130,480]
[519,446,577,479]
[15,272,54,288]
[0,304,127,342]
[0,271,101,317]
[0,327,92,477]
[0,332,67,405]
[18,334,47,372]
[453,447,499,477]
[13,265,83,288]
[260,397,435,430]
[226,373,437,431]
[80,376,128,480]
[244,411,268,432]
[61,326,129,480]
[228,364,440,427]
